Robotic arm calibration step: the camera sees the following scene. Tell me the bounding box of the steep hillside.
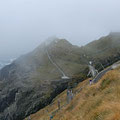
[84,32,120,64]
[27,65,120,120]
[54,66,120,120]
[0,38,88,120]
[0,33,120,120]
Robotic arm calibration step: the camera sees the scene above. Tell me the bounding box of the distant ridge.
[109,32,120,36]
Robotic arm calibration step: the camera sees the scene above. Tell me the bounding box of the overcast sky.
[0,0,120,59]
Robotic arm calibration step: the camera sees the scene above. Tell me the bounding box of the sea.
[0,58,16,70]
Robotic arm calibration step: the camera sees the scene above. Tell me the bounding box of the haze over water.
[0,0,120,59]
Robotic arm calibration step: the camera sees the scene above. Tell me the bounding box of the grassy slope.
[25,66,120,120]
[84,34,120,59]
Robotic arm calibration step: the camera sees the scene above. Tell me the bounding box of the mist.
[0,0,120,59]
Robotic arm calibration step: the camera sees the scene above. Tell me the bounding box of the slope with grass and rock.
[0,33,120,120]
[27,63,120,120]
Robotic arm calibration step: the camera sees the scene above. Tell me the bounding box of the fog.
[0,0,120,59]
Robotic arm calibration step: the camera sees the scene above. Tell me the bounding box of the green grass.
[100,78,111,90]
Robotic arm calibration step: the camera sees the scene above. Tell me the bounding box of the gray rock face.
[0,60,69,120]
[0,34,120,120]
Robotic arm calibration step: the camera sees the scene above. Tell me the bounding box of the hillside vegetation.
[26,66,120,120]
